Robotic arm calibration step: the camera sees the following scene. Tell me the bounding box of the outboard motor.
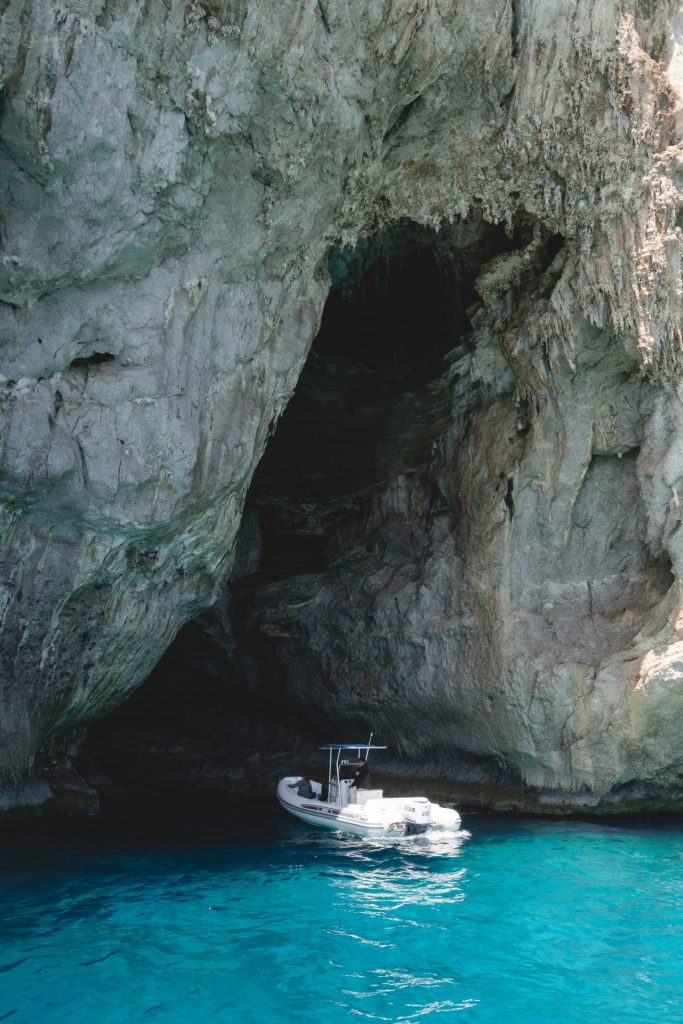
[402,798,431,834]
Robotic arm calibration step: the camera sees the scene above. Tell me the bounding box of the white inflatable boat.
[277,742,461,837]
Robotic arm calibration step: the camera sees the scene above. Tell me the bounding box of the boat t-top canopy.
[319,743,387,750]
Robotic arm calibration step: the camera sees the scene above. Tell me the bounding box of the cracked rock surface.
[2,0,683,811]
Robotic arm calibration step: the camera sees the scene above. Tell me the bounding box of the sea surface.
[0,803,682,1024]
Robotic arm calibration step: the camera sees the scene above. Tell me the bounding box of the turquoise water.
[1,807,682,1023]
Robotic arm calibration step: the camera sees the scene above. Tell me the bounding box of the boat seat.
[348,788,383,805]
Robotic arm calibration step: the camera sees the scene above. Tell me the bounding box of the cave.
[81,214,673,812]
[83,216,527,799]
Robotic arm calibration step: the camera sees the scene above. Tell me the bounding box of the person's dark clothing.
[297,778,314,798]
[351,762,370,788]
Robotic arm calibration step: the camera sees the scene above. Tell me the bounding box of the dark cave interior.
[81,216,535,797]
[249,217,526,577]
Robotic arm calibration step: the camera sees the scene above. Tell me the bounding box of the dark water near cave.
[0,804,682,1024]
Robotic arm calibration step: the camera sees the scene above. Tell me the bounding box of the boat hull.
[277,778,461,838]
[277,784,390,836]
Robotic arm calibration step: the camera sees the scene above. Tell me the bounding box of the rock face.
[2,1,683,811]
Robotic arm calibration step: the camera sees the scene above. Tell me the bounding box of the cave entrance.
[82,215,531,799]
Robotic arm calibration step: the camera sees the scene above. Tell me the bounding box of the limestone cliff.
[1,0,683,812]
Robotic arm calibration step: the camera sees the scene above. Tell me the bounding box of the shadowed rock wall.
[2,0,683,811]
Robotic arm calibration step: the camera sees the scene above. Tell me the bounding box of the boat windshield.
[318,743,387,799]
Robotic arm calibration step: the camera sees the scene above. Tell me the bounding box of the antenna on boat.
[365,732,373,759]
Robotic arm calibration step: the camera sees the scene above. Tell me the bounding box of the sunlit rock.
[1,0,683,812]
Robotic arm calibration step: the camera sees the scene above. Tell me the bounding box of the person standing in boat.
[351,758,370,789]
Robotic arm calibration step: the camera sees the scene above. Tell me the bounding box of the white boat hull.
[277,777,461,838]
